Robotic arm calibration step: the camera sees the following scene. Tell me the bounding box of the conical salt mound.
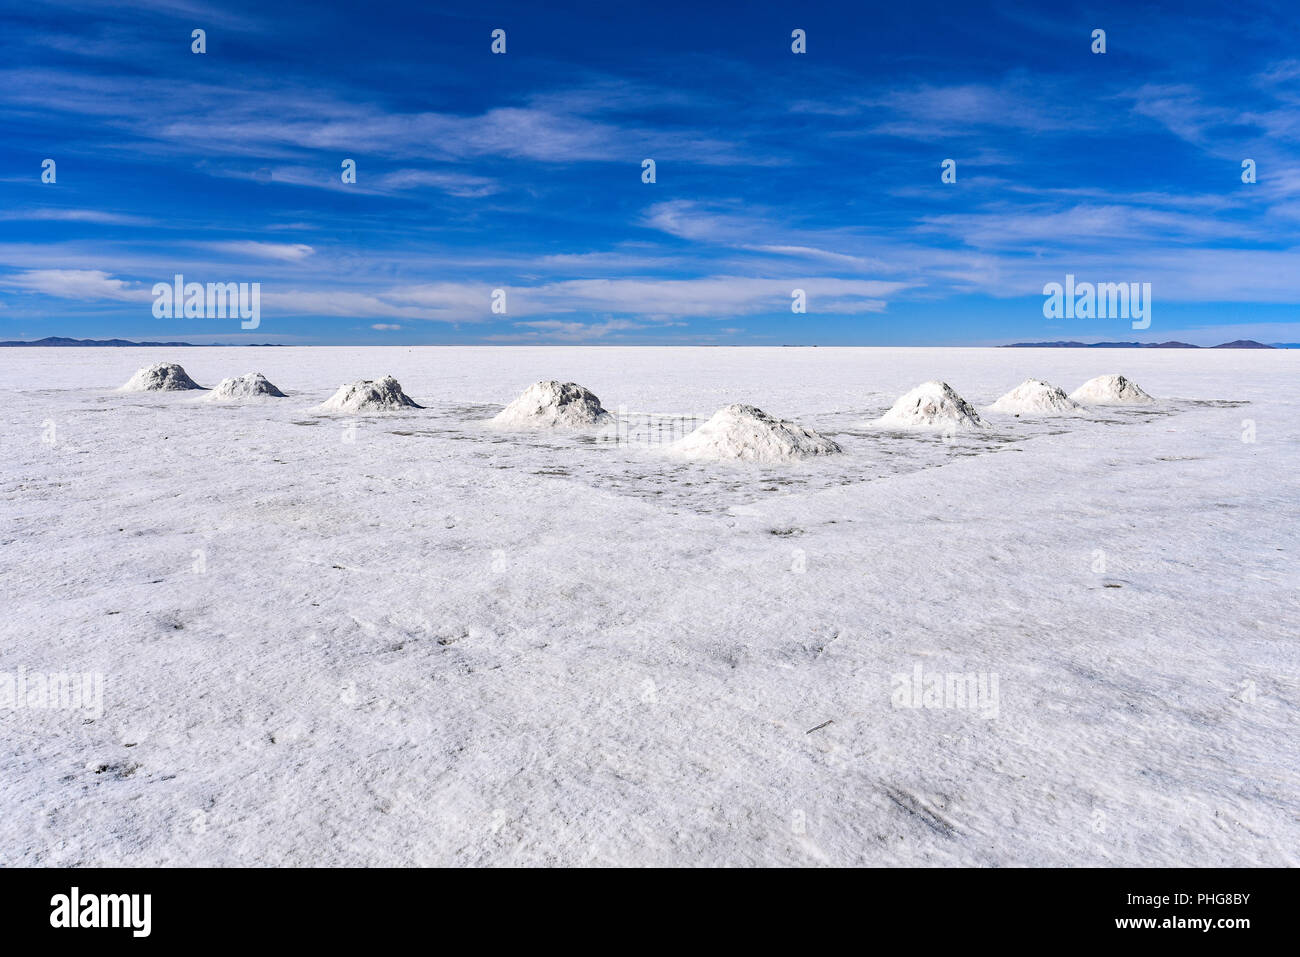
[669,404,841,462]
[1069,374,1154,405]
[121,362,203,392]
[987,379,1083,415]
[206,372,286,400]
[490,380,610,428]
[876,381,987,430]
[318,376,422,412]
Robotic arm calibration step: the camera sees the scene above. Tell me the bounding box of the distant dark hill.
[0,336,282,347]
[0,336,197,347]
[1003,340,1196,348]
[1004,339,1273,349]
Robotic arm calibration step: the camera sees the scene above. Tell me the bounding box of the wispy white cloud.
[0,266,909,321]
[0,268,149,301]
[32,0,264,32]
[642,201,890,268]
[506,277,904,319]
[0,69,761,170]
[915,204,1266,247]
[795,77,1100,138]
[747,245,877,267]
[374,169,501,197]
[202,241,315,262]
[0,209,153,225]
[204,164,503,198]
[512,318,649,341]
[257,290,444,321]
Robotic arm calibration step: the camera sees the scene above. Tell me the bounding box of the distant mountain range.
[1002,339,1283,349]
[0,336,282,347]
[0,335,1291,350]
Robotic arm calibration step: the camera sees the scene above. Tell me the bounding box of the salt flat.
[1,346,1297,866]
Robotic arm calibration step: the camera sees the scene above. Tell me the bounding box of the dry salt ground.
[2,346,1297,867]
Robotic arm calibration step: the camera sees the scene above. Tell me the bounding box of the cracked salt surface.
[1,346,1297,866]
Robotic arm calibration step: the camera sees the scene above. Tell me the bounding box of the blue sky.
[1,0,1298,345]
